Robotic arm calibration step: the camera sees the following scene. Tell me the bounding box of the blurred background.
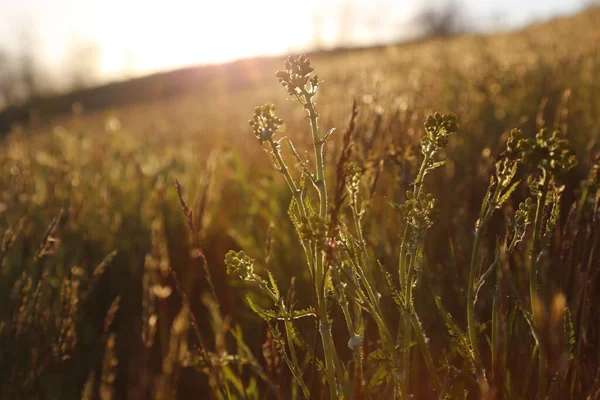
[0,0,594,109]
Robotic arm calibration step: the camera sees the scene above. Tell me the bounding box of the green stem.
[337,283,364,389]
[268,139,318,280]
[349,205,402,385]
[269,140,306,218]
[318,301,339,399]
[300,89,340,399]
[410,312,442,392]
[302,90,327,218]
[403,258,413,399]
[467,180,502,386]
[282,309,311,399]
[397,153,432,399]
[530,173,549,400]
[403,245,442,394]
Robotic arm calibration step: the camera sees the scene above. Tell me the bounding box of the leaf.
[288,198,303,239]
[246,297,279,321]
[542,186,562,246]
[384,197,403,213]
[377,259,404,310]
[322,127,335,142]
[290,307,316,320]
[433,294,475,370]
[565,307,575,359]
[368,361,393,392]
[478,177,495,217]
[426,159,447,172]
[267,270,280,300]
[497,179,522,208]
[304,195,315,217]
[434,295,467,339]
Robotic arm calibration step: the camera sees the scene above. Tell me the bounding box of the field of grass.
[1,7,600,400]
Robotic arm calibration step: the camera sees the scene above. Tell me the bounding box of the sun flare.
[100,0,309,77]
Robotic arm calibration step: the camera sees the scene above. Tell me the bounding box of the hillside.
[1,7,598,134]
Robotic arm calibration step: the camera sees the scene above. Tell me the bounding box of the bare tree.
[415,1,467,38]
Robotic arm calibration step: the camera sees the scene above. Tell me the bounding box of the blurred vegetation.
[1,7,600,399]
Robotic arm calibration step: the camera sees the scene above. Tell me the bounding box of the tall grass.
[1,8,600,399]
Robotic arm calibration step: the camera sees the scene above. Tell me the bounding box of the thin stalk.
[300,88,340,399]
[397,152,432,399]
[283,314,311,399]
[345,240,403,396]
[399,153,431,290]
[302,89,327,218]
[337,283,364,392]
[260,283,311,399]
[505,250,546,399]
[404,244,442,393]
[348,203,403,387]
[467,180,503,386]
[410,311,442,391]
[269,140,308,219]
[530,174,549,400]
[403,259,413,399]
[268,139,317,279]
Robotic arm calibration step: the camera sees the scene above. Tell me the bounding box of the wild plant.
[447,126,578,398]
[238,55,342,398]
[387,112,457,397]
[225,55,460,399]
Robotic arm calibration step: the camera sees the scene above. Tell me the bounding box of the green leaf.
[288,198,303,239]
[384,197,403,213]
[368,362,393,392]
[542,186,562,246]
[426,159,447,171]
[290,307,316,320]
[246,297,279,321]
[267,270,280,300]
[479,177,495,217]
[433,294,475,370]
[565,307,575,359]
[322,127,335,142]
[304,195,315,217]
[497,179,522,208]
[377,259,404,310]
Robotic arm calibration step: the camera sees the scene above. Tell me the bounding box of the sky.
[0,0,591,85]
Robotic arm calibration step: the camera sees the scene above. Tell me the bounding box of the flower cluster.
[275,55,319,96]
[399,191,439,243]
[505,128,577,176]
[224,250,256,281]
[514,197,536,228]
[534,129,578,174]
[505,129,531,162]
[249,104,283,145]
[421,112,459,155]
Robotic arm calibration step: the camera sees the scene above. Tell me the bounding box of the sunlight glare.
[111,0,308,76]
